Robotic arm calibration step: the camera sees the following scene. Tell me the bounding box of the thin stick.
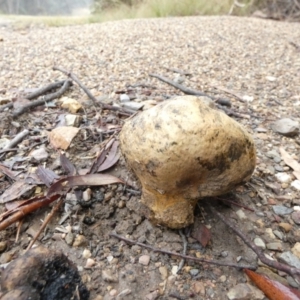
[53,66,98,104]
[3,129,29,150]
[26,80,66,100]
[53,66,135,115]
[149,73,232,107]
[12,80,72,117]
[210,205,300,280]
[110,233,256,270]
[26,197,63,251]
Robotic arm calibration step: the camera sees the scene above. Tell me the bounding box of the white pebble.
[139,255,150,266]
[82,248,92,259]
[291,180,300,191]
[275,172,292,183]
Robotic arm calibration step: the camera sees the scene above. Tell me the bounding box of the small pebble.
[65,231,75,245]
[102,269,118,283]
[109,289,117,296]
[287,276,300,288]
[73,234,87,247]
[159,266,168,280]
[254,237,266,249]
[265,228,275,239]
[279,222,293,232]
[190,269,199,276]
[0,241,7,253]
[171,265,178,275]
[139,255,150,266]
[279,251,300,269]
[292,242,300,259]
[291,180,300,190]
[272,205,293,216]
[292,211,300,224]
[120,94,130,102]
[82,248,92,259]
[273,230,283,240]
[85,258,95,268]
[271,118,299,137]
[266,242,283,251]
[236,209,247,220]
[275,173,292,183]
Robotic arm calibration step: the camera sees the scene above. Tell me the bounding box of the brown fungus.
[120,96,256,228]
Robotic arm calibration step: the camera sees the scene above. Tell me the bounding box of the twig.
[177,230,188,273]
[26,80,66,100]
[169,292,186,300]
[3,129,29,150]
[209,205,300,281]
[53,66,134,115]
[53,66,98,105]
[26,197,63,251]
[0,80,68,113]
[149,73,232,107]
[12,80,72,117]
[110,233,256,270]
[209,85,245,103]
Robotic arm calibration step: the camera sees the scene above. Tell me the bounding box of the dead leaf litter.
[0,16,300,299]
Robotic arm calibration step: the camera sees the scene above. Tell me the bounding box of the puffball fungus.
[120,96,256,228]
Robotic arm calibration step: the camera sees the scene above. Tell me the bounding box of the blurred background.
[0,0,299,24]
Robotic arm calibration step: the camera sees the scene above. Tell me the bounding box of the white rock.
[291,180,300,191]
[85,258,95,268]
[275,172,292,183]
[171,265,178,275]
[82,248,92,259]
[266,76,277,81]
[138,255,150,266]
[254,237,266,249]
[292,242,300,259]
[242,95,254,102]
[236,209,247,220]
[120,94,130,102]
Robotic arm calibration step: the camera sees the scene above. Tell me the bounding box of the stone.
[190,269,199,276]
[73,234,87,247]
[265,228,275,239]
[272,205,293,216]
[0,241,7,253]
[266,150,280,159]
[102,269,118,283]
[227,283,264,300]
[120,94,130,102]
[271,118,299,137]
[273,230,283,240]
[29,146,48,161]
[122,101,144,111]
[275,173,292,183]
[145,290,159,300]
[266,242,283,251]
[292,242,300,259]
[159,266,168,280]
[236,209,247,220]
[82,248,92,259]
[279,251,300,269]
[138,255,150,266]
[292,211,300,225]
[291,180,300,190]
[279,222,293,232]
[254,237,266,249]
[193,281,206,296]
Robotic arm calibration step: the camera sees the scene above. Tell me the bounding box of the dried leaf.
[36,166,60,187]
[47,173,123,197]
[0,195,60,231]
[191,224,211,247]
[98,141,120,172]
[60,154,77,176]
[244,269,300,300]
[0,163,19,180]
[0,180,35,204]
[89,147,110,174]
[279,147,300,180]
[48,126,80,150]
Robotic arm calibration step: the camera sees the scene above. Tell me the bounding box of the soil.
[0,15,300,300]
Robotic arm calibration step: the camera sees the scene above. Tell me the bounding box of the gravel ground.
[0,16,300,300]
